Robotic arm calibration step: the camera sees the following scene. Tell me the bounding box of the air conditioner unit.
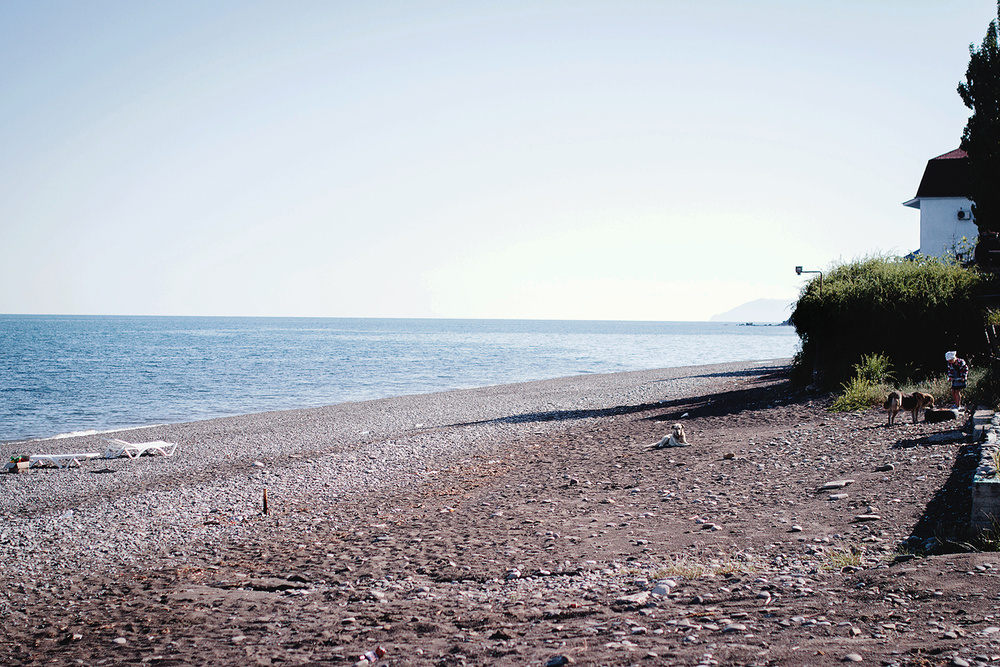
[958,209,971,220]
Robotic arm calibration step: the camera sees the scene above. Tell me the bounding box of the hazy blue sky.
[1,1,995,320]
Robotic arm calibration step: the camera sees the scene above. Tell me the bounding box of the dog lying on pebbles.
[651,423,688,448]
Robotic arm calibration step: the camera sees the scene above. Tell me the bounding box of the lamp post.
[795,266,823,298]
[796,266,825,384]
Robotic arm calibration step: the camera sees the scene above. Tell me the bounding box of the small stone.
[631,626,648,635]
[853,515,881,522]
[546,656,573,666]
[723,623,747,633]
[829,493,849,501]
[790,525,803,532]
[723,452,735,460]
[113,637,127,645]
[651,585,671,596]
[616,591,651,606]
[875,464,895,472]
[505,569,521,580]
[951,658,970,667]
[820,479,855,490]
[843,653,863,662]
[943,630,960,639]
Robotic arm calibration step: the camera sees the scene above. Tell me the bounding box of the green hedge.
[789,256,988,388]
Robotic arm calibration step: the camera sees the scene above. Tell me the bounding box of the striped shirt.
[947,357,969,385]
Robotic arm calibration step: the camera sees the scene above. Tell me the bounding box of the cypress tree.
[959,2,1000,233]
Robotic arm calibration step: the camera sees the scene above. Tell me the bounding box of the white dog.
[652,423,688,448]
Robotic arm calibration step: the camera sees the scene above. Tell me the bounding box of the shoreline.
[3,358,792,449]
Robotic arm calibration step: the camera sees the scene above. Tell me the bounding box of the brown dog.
[884,391,935,425]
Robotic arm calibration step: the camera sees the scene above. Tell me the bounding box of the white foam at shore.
[25,423,164,444]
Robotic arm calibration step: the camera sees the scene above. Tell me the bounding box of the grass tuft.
[821,547,863,571]
[830,354,894,412]
[654,553,762,580]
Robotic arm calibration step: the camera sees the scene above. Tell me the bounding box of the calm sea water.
[0,316,799,442]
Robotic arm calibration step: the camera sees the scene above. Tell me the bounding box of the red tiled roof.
[931,148,968,160]
[914,148,969,198]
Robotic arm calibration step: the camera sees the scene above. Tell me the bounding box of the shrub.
[830,376,889,412]
[830,354,895,412]
[967,365,1000,409]
[790,256,988,388]
[852,353,895,385]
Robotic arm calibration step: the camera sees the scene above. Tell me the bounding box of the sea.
[0,315,800,442]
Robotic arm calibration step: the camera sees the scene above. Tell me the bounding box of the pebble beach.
[5,358,1000,667]
[2,362,762,582]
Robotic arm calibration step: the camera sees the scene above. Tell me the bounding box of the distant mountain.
[710,298,794,323]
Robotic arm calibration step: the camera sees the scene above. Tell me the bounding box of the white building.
[903,148,976,260]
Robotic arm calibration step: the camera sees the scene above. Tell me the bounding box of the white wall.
[917,197,977,259]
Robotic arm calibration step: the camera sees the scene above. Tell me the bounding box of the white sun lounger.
[103,438,177,459]
[28,452,101,469]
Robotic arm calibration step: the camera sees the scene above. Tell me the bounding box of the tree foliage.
[959,2,1000,234]
[789,256,986,388]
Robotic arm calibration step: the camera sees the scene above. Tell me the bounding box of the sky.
[1,1,997,321]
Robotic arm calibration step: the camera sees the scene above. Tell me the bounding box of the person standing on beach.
[945,350,969,410]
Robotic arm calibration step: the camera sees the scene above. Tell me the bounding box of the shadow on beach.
[904,437,981,550]
[447,363,796,428]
